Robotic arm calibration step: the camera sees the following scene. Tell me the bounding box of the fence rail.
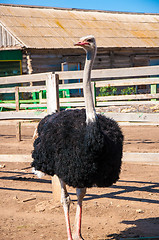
[0,65,159,123]
[56,65,159,79]
[0,72,51,85]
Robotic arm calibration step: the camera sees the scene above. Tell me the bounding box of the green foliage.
[120,87,136,95]
[99,86,136,96]
[99,86,117,96]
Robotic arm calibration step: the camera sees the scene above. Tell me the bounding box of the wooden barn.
[1,3,159,95]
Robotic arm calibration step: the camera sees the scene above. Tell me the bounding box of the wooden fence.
[0,65,159,124]
[0,72,59,119]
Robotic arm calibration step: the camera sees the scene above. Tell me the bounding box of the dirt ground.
[0,122,159,240]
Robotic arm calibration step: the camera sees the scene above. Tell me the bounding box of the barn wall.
[24,48,159,74]
[25,49,62,74]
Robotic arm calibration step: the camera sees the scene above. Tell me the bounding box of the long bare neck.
[83,49,97,124]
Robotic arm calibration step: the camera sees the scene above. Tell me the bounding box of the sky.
[0,0,159,13]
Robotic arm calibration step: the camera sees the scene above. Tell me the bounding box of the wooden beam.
[60,102,85,107]
[119,122,159,126]
[0,111,46,120]
[123,152,159,164]
[103,112,159,122]
[59,77,159,89]
[15,87,20,111]
[0,153,158,164]
[16,121,21,142]
[97,100,159,106]
[46,73,60,114]
[0,86,46,93]
[0,72,51,85]
[0,154,32,162]
[151,84,157,101]
[97,93,159,101]
[0,103,16,108]
[59,82,83,90]
[95,77,159,88]
[15,87,21,141]
[20,103,47,108]
[56,65,159,80]
[60,97,84,102]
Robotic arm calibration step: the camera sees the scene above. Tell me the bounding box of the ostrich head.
[74,35,97,57]
[74,35,96,48]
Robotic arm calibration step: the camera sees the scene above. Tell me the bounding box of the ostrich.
[32,35,123,240]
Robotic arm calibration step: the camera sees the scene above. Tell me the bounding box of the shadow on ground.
[106,217,159,240]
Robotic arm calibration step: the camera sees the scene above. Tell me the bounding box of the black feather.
[32,109,123,188]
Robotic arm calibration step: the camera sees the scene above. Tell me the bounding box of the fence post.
[39,90,43,104]
[16,121,21,142]
[46,73,61,205]
[46,73,60,113]
[15,86,20,111]
[151,84,157,101]
[15,87,21,141]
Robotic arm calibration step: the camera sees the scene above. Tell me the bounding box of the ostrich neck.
[83,50,96,124]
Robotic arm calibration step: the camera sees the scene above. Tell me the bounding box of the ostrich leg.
[73,188,86,240]
[60,179,72,240]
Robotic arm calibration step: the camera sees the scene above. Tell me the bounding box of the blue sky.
[0,0,159,13]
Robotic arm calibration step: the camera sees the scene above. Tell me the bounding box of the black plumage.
[32,109,123,188]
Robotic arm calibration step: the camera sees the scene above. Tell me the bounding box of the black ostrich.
[32,35,123,240]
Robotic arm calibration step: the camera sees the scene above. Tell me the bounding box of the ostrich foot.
[72,234,84,240]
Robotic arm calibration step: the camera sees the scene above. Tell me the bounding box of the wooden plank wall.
[24,48,159,75]
[2,48,145,75]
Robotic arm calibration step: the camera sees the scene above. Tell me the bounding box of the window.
[0,60,21,77]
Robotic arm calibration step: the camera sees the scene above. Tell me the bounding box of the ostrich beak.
[74,41,90,46]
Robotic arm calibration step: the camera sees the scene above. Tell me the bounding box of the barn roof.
[1,4,159,50]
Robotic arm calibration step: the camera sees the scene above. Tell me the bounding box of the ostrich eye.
[87,38,93,43]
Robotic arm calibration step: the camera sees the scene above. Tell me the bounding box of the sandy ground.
[0,122,159,240]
